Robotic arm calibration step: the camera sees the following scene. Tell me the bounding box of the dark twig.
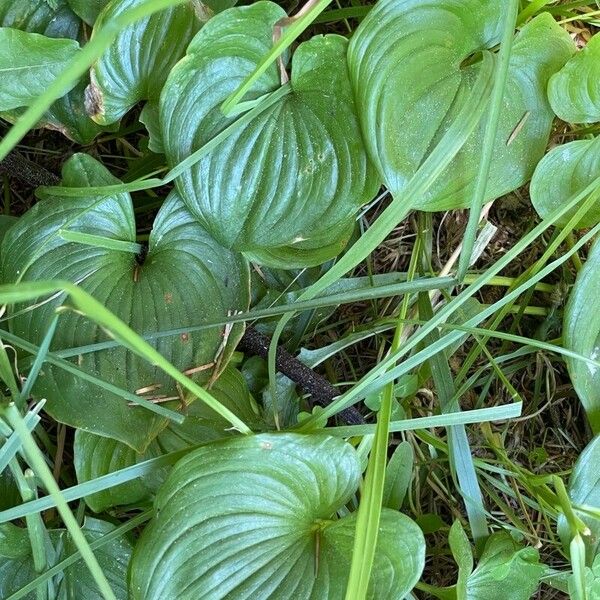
[0,151,60,187]
[239,327,365,425]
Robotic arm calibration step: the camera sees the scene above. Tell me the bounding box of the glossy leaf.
[129,433,425,599]
[564,238,600,433]
[0,27,80,111]
[466,532,544,599]
[59,517,133,599]
[558,435,600,562]
[549,32,600,124]
[531,137,600,229]
[347,6,574,210]
[1,154,250,451]
[0,0,111,144]
[161,1,379,267]
[75,368,261,512]
[67,0,108,24]
[0,523,30,559]
[0,518,132,599]
[74,431,164,512]
[86,0,204,126]
[0,0,80,38]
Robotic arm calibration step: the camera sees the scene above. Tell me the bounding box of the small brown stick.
[272,0,322,85]
[239,327,364,425]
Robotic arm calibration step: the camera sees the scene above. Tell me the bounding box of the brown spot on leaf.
[180,333,189,343]
[164,292,173,304]
[84,80,104,121]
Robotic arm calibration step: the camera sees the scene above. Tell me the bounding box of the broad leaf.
[549,32,600,124]
[66,0,108,24]
[0,518,132,600]
[129,433,425,599]
[1,154,250,451]
[466,532,544,599]
[0,27,80,111]
[0,0,111,144]
[564,238,600,433]
[75,368,261,512]
[558,434,600,562]
[0,0,80,38]
[449,520,473,598]
[86,0,204,126]
[531,137,600,229]
[569,553,600,598]
[347,6,574,210]
[161,1,379,267]
[0,522,31,559]
[58,517,133,599]
[74,431,164,512]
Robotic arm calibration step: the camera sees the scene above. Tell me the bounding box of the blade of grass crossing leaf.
[221,0,333,114]
[346,237,421,598]
[418,292,489,546]
[0,0,188,160]
[0,403,524,523]
[0,335,20,400]
[458,0,519,280]
[1,403,116,600]
[19,315,59,402]
[0,281,251,433]
[268,53,495,406]
[58,231,143,254]
[5,511,152,600]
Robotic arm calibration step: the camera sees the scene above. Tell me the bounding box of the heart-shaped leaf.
[347,6,574,210]
[549,32,600,124]
[1,154,250,451]
[160,1,379,267]
[558,434,600,562]
[86,0,204,127]
[0,27,80,111]
[129,433,425,599]
[0,0,112,144]
[564,237,600,433]
[531,136,600,228]
[75,367,260,512]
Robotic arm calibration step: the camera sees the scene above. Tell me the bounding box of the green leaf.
[382,440,413,510]
[161,2,379,266]
[531,137,600,229]
[347,6,574,210]
[86,0,204,126]
[58,517,132,599]
[449,520,473,598]
[74,367,260,511]
[129,433,425,599]
[465,532,544,599]
[74,431,164,512]
[0,0,112,144]
[569,553,600,599]
[0,522,31,559]
[564,238,600,433]
[66,0,108,24]
[156,367,261,452]
[1,154,250,451]
[549,32,600,124]
[0,0,80,38]
[0,517,132,600]
[558,434,600,562]
[0,27,80,111]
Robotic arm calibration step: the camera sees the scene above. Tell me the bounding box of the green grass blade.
[1,403,116,600]
[457,0,519,280]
